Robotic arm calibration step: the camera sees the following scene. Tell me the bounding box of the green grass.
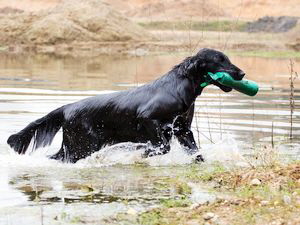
[153,178,192,194]
[138,20,247,32]
[237,184,273,199]
[160,196,191,208]
[184,164,226,182]
[138,210,164,225]
[229,50,300,58]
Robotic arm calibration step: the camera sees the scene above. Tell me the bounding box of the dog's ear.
[185,57,206,77]
[186,58,197,72]
[177,56,206,78]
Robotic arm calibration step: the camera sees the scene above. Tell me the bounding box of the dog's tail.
[7,107,65,154]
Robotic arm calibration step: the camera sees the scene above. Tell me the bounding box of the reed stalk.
[289,59,298,140]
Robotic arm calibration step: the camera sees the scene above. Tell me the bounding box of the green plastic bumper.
[202,72,259,96]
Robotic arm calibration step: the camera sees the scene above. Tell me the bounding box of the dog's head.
[188,48,245,92]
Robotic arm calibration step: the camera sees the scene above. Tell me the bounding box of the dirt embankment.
[0,0,299,54]
[0,7,23,14]
[104,0,300,21]
[208,0,300,20]
[244,16,300,51]
[0,0,152,46]
[1,0,300,21]
[121,0,225,20]
[245,16,299,33]
[0,0,60,12]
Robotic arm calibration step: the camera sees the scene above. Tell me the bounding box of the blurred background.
[0,1,299,224]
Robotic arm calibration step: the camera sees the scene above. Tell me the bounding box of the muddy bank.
[0,0,152,45]
[287,23,300,51]
[3,30,297,58]
[107,162,300,225]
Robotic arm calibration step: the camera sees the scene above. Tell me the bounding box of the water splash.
[1,135,248,168]
[201,136,249,167]
[78,135,248,167]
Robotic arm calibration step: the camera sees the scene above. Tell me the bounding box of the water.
[0,53,299,224]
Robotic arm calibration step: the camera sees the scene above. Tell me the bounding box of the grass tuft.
[229,50,300,58]
[139,20,247,32]
[138,210,163,225]
[160,196,191,208]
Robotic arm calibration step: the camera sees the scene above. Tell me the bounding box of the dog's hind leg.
[49,126,100,163]
[48,128,71,161]
[49,145,66,161]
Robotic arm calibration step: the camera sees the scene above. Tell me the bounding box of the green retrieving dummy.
[201,72,259,96]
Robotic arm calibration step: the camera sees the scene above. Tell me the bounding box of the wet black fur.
[7,48,245,163]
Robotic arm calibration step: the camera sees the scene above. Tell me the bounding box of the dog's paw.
[141,149,154,158]
[194,154,205,163]
[141,151,148,158]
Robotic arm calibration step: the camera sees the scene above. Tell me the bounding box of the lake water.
[0,52,299,224]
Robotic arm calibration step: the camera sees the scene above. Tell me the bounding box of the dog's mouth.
[213,81,233,92]
[204,69,245,92]
[212,69,245,92]
[217,69,245,81]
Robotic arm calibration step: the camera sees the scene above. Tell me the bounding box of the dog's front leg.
[139,119,171,158]
[175,130,204,162]
[173,115,204,162]
[175,129,198,154]
[173,114,198,153]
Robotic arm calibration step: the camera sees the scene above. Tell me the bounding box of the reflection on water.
[0,53,299,90]
[0,53,299,223]
[0,161,194,224]
[8,166,184,206]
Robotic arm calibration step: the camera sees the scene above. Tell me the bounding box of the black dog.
[7,48,245,163]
